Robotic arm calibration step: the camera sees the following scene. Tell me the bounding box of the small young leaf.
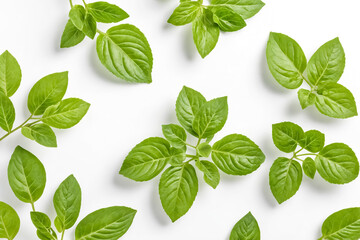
[120,137,171,181]
[299,130,325,153]
[210,0,265,19]
[266,32,307,89]
[69,5,86,30]
[211,134,265,175]
[168,2,202,26]
[192,8,220,58]
[302,157,316,179]
[315,143,359,184]
[87,1,129,23]
[269,157,302,204]
[41,98,90,129]
[82,13,97,39]
[230,212,260,240]
[211,6,246,32]
[8,146,46,203]
[60,20,86,48]
[0,201,20,240]
[175,86,206,137]
[298,89,315,109]
[272,122,304,153]
[159,164,198,222]
[0,50,22,97]
[21,126,34,140]
[315,82,357,119]
[197,142,212,157]
[75,206,136,240]
[169,147,186,166]
[96,24,153,83]
[30,211,52,230]
[0,92,15,132]
[27,71,68,115]
[195,160,220,189]
[29,124,57,147]
[162,124,187,149]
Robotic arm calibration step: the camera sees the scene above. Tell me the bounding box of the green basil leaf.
[298,89,316,109]
[168,2,202,26]
[175,86,206,137]
[193,97,228,138]
[69,5,86,30]
[21,126,34,140]
[54,217,63,233]
[211,6,246,32]
[27,71,68,115]
[159,164,198,222]
[53,175,81,230]
[60,19,86,48]
[195,160,220,189]
[41,98,90,129]
[30,211,51,230]
[307,38,345,86]
[319,207,360,240]
[269,157,302,204]
[303,157,316,179]
[75,206,136,240]
[299,130,325,153]
[272,122,304,153]
[36,229,55,240]
[82,13,97,39]
[192,8,220,58]
[210,0,265,19]
[28,123,57,147]
[162,124,187,149]
[120,137,171,181]
[211,134,265,175]
[0,50,21,97]
[0,201,20,240]
[266,32,307,89]
[96,24,153,83]
[169,147,186,166]
[315,82,357,119]
[0,92,15,132]
[197,142,212,157]
[315,143,359,184]
[87,1,129,23]
[230,212,260,240]
[8,146,46,203]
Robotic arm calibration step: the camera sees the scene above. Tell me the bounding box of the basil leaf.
[175,86,206,137]
[307,38,345,86]
[168,2,202,26]
[320,207,360,240]
[27,71,68,115]
[272,122,304,153]
[53,175,81,230]
[315,143,359,184]
[197,142,212,157]
[36,228,56,240]
[0,92,15,132]
[162,124,187,149]
[315,82,357,119]
[211,134,265,175]
[69,5,86,30]
[230,212,260,240]
[210,0,265,19]
[266,32,307,89]
[192,8,220,58]
[120,137,171,181]
[21,126,34,140]
[0,50,21,97]
[269,157,302,204]
[211,6,246,32]
[30,211,52,229]
[96,24,153,83]
[303,157,316,179]
[169,147,186,166]
[82,13,97,39]
[159,164,198,222]
[195,160,220,189]
[299,130,325,153]
[60,19,85,48]
[41,98,90,129]
[8,146,46,203]
[28,124,57,147]
[193,97,228,138]
[87,1,129,23]
[75,206,136,240]
[0,201,20,240]
[298,89,315,109]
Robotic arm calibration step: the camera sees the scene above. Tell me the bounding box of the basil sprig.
[269,121,359,204]
[62,0,153,83]
[120,86,265,222]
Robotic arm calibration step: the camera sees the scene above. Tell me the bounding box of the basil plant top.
[120,86,265,222]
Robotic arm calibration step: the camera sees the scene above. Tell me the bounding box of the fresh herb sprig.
[120,86,265,222]
[0,51,89,147]
[230,212,260,240]
[269,121,359,204]
[168,0,265,58]
[266,32,357,119]
[0,146,136,240]
[62,0,153,83]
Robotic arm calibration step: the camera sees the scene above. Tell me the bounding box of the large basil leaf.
[272,122,304,153]
[87,1,129,23]
[210,0,265,19]
[0,50,21,97]
[230,212,260,240]
[0,201,20,240]
[0,92,15,132]
[168,2,202,26]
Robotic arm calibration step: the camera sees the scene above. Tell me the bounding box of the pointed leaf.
[0,50,21,97]
[195,160,220,189]
[0,202,20,240]
[230,212,260,240]
[0,92,15,132]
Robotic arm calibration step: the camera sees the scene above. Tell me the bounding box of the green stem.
[296,153,317,157]
[81,0,87,6]
[295,157,304,162]
[61,231,65,240]
[302,74,315,89]
[30,202,35,212]
[69,0,73,8]
[196,138,202,147]
[294,147,304,155]
[0,115,34,141]
[185,143,196,149]
[186,154,198,159]
[96,28,106,35]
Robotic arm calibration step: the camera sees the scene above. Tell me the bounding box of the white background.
[0,0,360,239]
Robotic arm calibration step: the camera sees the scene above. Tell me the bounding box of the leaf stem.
[296,153,318,157]
[0,115,34,141]
[302,74,315,89]
[96,28,106,35]
[186,154,197,159]
[185,143,196,149]
[81,0,87,6]
[30,202,35,212]
[61,231,65,240]
[69,0,73,8]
